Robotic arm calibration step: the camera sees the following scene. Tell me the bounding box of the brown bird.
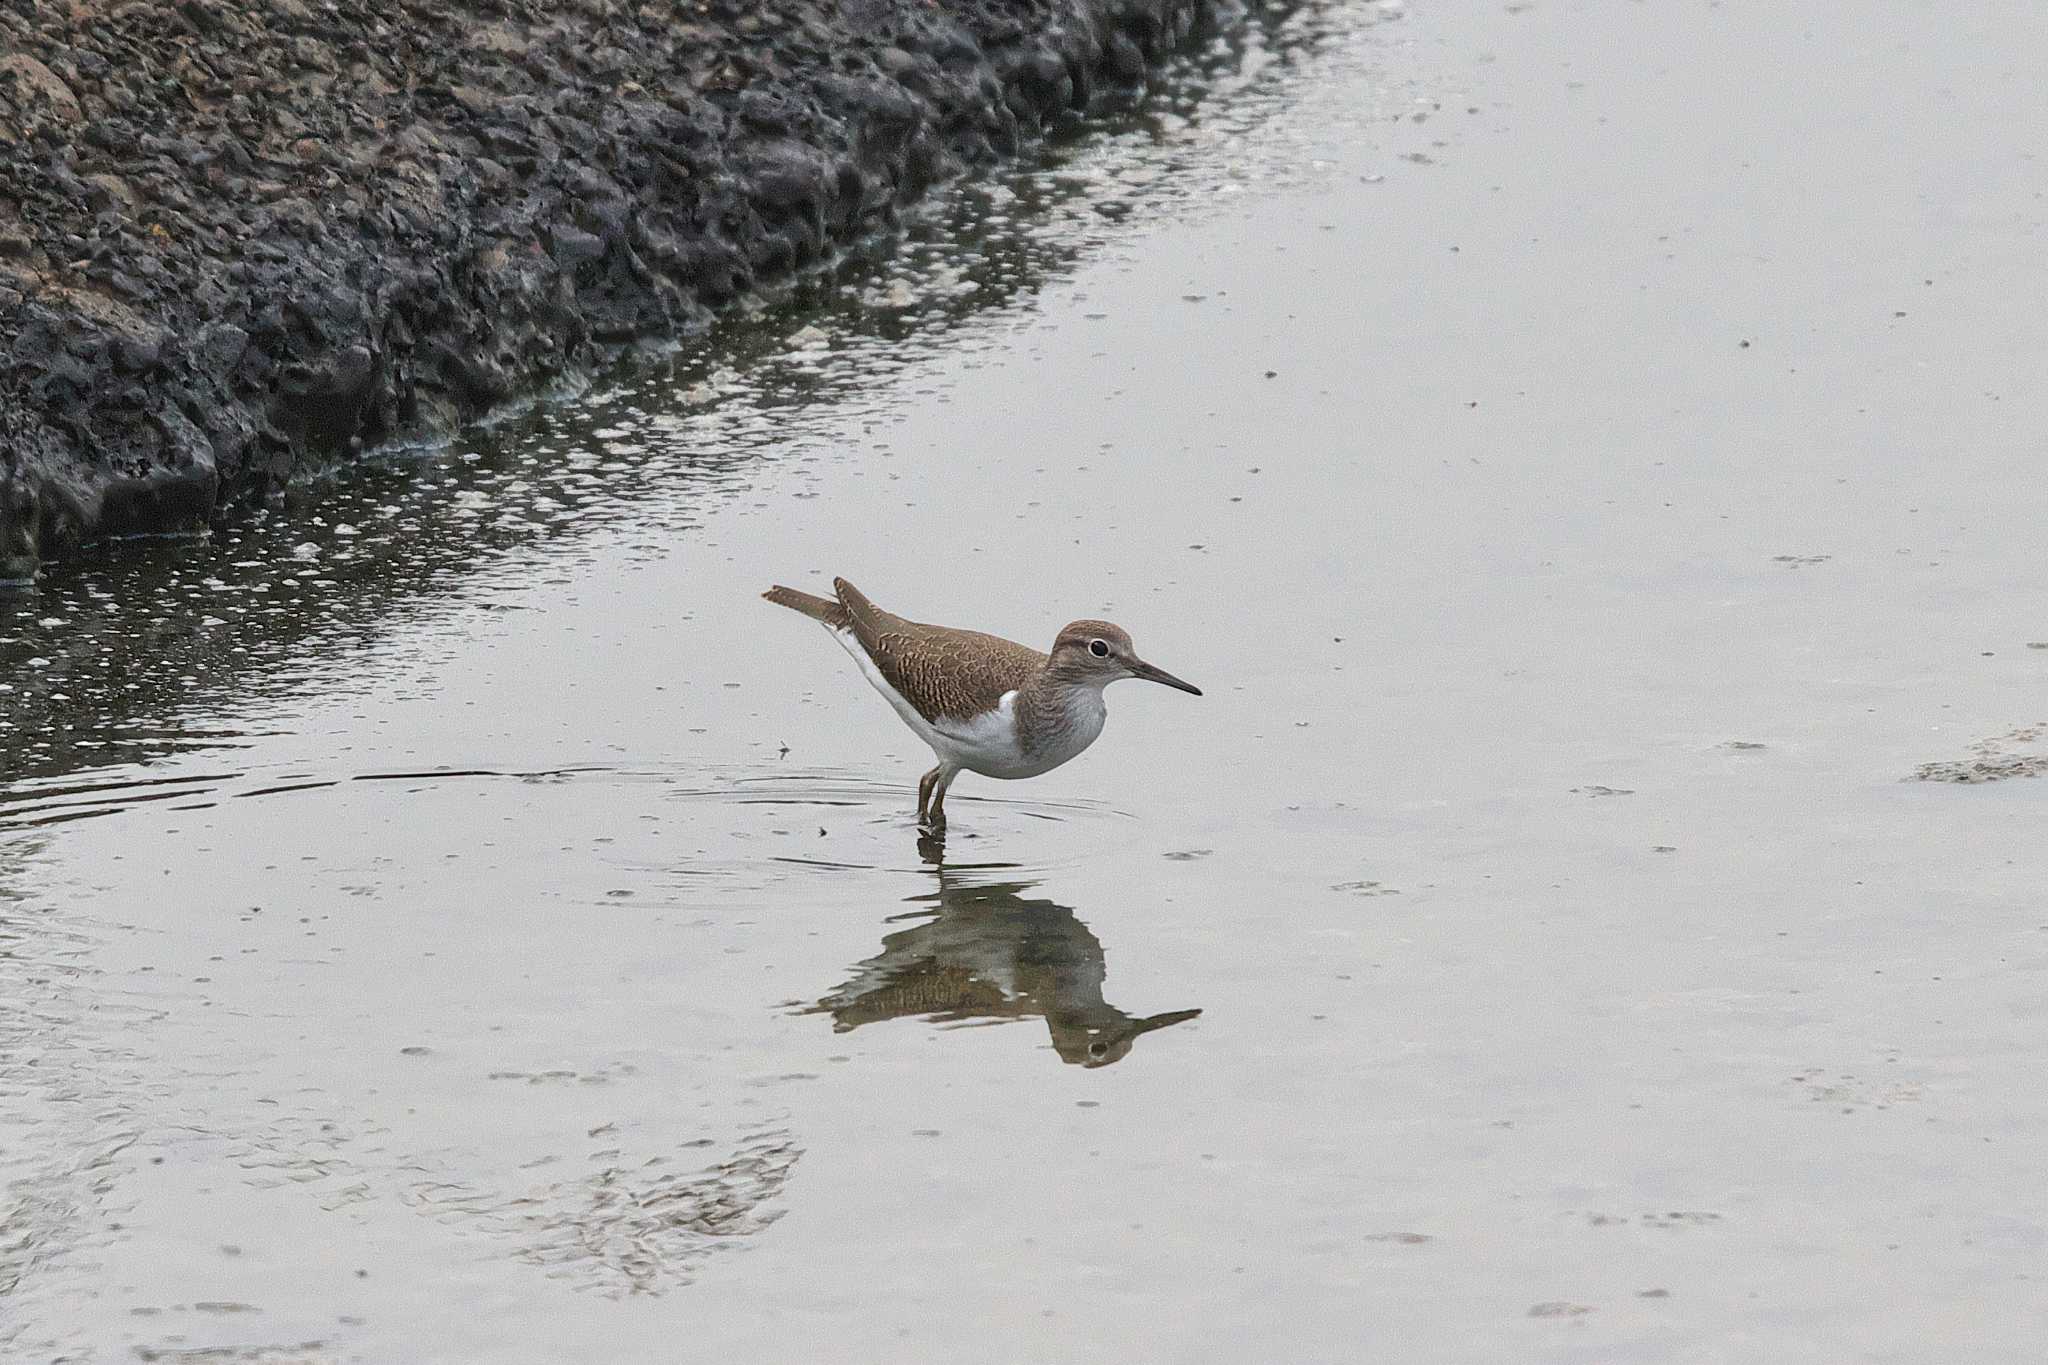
[803,869,1202,1066]
[763,577,1200,830]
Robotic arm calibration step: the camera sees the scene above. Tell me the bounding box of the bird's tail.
[762,584,849,628]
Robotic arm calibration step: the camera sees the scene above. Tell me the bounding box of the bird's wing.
[833,577,1045,723]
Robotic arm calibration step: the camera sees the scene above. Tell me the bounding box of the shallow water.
[7,2,2048,1360]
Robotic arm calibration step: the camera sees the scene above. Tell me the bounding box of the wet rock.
[111,333,161,375]
[82,172,138,213]
[877,46,922,77]
[747,144,832,214]
[193,323,251,380]
[0,55,83,123]
[280,344,375,403]
[1106,31,1149,82]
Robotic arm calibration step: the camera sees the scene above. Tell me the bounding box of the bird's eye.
[1089,1041,1107,1057]
[1089,639,1109,657]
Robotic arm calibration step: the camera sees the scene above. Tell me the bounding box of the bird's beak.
[1130,1007,1203,1037]
[1129,658,1202,696]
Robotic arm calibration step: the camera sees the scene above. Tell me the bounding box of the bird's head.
[1053,1008,1205,1067]
[1048,620,1201,696]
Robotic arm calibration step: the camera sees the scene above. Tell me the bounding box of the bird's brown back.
[833,577,1045,723]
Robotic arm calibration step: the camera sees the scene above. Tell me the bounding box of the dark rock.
[1106,31,1147,82]
[747,144,829,213]
[0,54,82,122]
[280,344,375,402]
[112,333,162,374]
[548,225,607,267]
[194,322,250,378]
[82,172,137,212]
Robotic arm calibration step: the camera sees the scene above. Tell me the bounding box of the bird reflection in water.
[803,838,1201,1067]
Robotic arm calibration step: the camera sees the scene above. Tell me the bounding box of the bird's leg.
[923,766,957,832]
[917,766,940,823]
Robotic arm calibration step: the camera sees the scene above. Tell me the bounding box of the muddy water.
[7,3,2048,1360]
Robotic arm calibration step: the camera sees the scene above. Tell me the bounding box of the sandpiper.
[805,870,1201,1066]
[763,577,1201,830]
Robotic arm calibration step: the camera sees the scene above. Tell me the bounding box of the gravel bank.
[0,0,1238,579]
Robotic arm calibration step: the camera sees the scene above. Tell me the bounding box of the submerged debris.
[1911,723,2048,783]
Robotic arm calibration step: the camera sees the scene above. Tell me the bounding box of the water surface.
[6,3,2048,1360]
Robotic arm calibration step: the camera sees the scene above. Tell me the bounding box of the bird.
[803,868,1201,1066]
[763,577,1201,831]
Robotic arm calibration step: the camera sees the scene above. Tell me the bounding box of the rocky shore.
[0,0,1236,580]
